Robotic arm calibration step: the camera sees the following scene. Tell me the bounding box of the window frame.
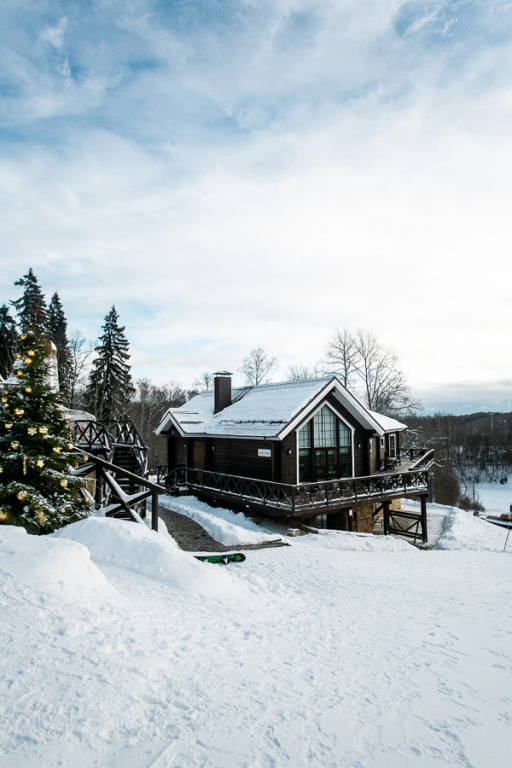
[296,402,355,483]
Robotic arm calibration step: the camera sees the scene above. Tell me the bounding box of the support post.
[420,494,428,544]
[151,490,159,532]
[383,501,390,536]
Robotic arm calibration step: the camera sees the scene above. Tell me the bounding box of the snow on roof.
[156,378,334,438]
[156,376,407,439]
[369,410,408,432]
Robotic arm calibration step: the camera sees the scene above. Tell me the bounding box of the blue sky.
[1,0,511,409]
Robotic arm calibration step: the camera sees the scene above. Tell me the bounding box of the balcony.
[159,450,434,520]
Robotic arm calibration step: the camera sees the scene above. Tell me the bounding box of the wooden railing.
[73,450,165,531]
[108,419,149,475]
[408,449,435,471]
[71,420,112,455]
[160,466,431,517]
[71,419,148,474]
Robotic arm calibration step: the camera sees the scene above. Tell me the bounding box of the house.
[156,372,433,539]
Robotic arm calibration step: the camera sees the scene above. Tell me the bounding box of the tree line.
[404,411,512,511]
[1,268,421,465]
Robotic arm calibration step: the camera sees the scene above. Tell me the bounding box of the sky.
[0,0,511,411]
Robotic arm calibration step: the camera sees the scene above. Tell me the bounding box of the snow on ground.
[476,478,511,517]
[1,500,511,768]
[157,494,281,547]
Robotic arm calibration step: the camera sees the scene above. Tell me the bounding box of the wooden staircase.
[71,418,149,519]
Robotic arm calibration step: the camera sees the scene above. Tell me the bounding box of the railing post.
[420,494,428,544]
[151,490,159,532]
[383,501,390,536]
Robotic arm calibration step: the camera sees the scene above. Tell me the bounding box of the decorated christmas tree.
[0,331,92,534]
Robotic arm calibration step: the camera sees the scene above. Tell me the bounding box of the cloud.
[0,1,511,398]
[39,17,69,49]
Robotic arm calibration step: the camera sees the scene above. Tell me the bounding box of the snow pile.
[0,524,115,602]
[54,517,244,597]
[158,494,281,546]
[436,506,510,551]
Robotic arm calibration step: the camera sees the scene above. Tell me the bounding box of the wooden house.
[156,372,434,540]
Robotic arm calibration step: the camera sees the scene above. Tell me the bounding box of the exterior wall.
[368,436,380,475]
[167,435,187,469]
[280,433,297,484]
[198,437,275,481]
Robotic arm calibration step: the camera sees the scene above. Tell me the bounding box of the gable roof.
[156,376,407,440]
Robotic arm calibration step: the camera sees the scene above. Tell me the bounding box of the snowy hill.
[1,501,511,768]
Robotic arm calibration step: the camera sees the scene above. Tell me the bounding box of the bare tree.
[240,347,277,386]
[326,328,358,387]
[286,364,325,381]
[126,378,187,466]
[68,331,95,409]
[326,328,421,417]
[193,371,214,391]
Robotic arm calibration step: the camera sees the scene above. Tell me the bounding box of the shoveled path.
[158,506,289,552]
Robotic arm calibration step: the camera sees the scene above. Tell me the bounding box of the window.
[298,405,352,482]
[388,434,397,458]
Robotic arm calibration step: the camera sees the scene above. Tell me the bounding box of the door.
[193,441,205,470]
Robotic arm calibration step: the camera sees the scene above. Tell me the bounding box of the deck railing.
[160,466,431,517]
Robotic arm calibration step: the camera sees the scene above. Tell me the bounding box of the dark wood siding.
[168,435,187,468]
[206,438,275,481]
[280,433,297,484]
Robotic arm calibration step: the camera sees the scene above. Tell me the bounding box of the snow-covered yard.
[1,498,511,768]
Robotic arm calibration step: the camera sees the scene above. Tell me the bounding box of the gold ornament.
[17,371,23,377]
[25,387,32,394]
[34,510,47,525]
[27,427,37,435]
[1,397,7,403]
[36,459,44,468]
[67,444,74,451]
[0,466,3,473]
[15,409,24,416]
[5,423,13,430]
[24,358,32,365]
[39,426,48,434]
[60,480,68,488]
[16,353,22,359]
[53,446,61,454]
[28,350,35,357]
[20,335,26,340]
[17,491,27,501]
[0,511,8,522]
[11,441,20,449]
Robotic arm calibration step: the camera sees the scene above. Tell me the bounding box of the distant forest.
[404,411,512,511]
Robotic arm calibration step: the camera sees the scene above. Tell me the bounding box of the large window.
[298,405,352,482]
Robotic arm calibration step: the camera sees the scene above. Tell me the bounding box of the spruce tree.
[0,331,92,534]
[85,306,134,423]
[12,268,48,334]
[0,304,17,380]
[48,292,72,404]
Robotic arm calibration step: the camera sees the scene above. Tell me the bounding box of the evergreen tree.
[85,306,134,423]
[12,268,48,334]
[0,304,17,380]
[0,331,92,534]
[48,292,72,403]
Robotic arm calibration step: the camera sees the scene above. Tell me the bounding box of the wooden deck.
[162,460,433,520]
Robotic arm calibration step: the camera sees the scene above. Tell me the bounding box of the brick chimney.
[213,371,232,414]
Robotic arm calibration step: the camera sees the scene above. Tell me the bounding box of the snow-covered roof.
[156,376,407,440]
[369,410,407,433]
